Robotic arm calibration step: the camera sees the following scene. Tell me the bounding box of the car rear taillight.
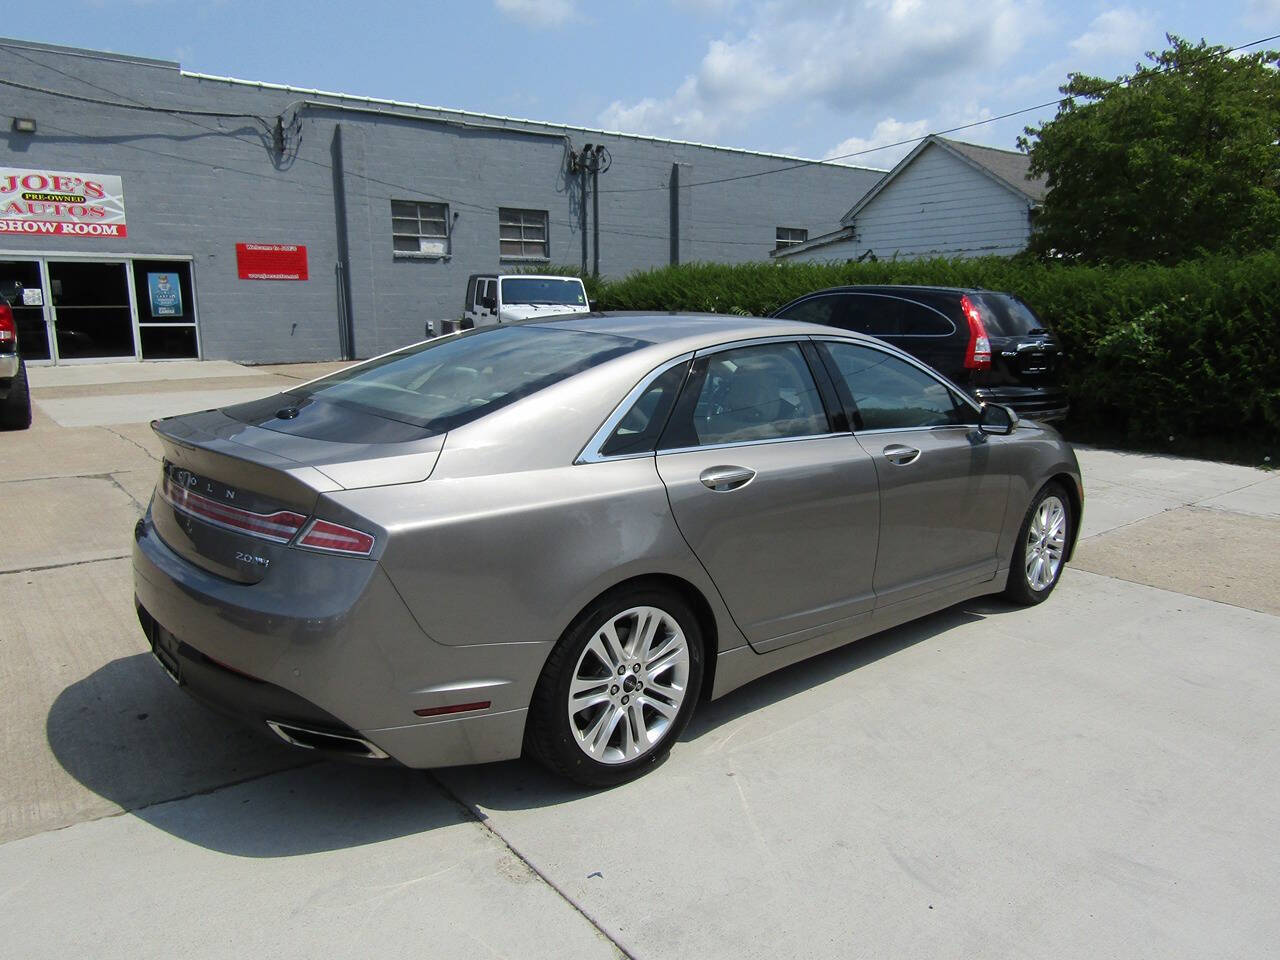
[0,304,15,344]
[960,295,991,370]
[160,475,307,543]
[297,518,376,556]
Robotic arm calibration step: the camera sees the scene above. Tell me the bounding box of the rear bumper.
[131,510,539,769]
[0,352,18,382]
[136,603,394,762]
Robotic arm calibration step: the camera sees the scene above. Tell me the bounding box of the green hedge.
[572,253,1280,456]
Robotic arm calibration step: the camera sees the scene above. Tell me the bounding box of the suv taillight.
[960,295,991,370]
[0,304,15,345]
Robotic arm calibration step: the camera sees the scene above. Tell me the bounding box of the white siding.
[786,143,1032,263]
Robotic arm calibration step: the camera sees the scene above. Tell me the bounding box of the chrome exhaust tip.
[265,720,389,759]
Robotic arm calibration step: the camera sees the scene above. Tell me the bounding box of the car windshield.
[500,278,587,306]
[976,293,1050,337]
[287,325,642,433]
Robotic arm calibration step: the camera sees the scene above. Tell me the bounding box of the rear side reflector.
[297,518,376,556]
[414,701,491,718]
[160,476,306,543]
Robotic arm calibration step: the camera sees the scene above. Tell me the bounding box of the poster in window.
[147,272,183,317]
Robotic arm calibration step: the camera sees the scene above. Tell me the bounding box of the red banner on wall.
[235,243,308,281]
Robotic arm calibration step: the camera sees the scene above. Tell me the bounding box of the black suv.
[771,285,1068,422]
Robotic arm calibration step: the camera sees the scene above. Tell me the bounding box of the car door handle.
[699,465,756,492]
[882,444,921,466]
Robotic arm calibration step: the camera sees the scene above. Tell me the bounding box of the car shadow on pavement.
[46,653,464,857]
[46,597,1019,855]
[683,600,994,741]
[440,597,1016,815]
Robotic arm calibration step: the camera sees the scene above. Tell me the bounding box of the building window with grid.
[775,227,808,250]
[392,200,450,256]
[499,208,549,260]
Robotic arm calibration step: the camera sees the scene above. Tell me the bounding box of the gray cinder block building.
[0,38,882,365]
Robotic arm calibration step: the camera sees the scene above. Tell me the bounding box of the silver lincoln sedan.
[133,314,1082,786]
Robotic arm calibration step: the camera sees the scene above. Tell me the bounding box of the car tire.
[526,585,704,787]
[0,359,32,431]
[1004,481,1072,606]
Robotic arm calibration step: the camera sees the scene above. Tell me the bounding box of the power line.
[29,117,779,250]
[10,32,1274,248]
[0,75,268,121]
[599,31,1280,195]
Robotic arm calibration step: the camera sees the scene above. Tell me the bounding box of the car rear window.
[975,294,1050,337]
[275,325,645,435]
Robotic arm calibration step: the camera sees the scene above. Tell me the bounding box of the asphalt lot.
[2,360,1278,959]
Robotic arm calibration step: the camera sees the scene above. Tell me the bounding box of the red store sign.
[235,243,309,281]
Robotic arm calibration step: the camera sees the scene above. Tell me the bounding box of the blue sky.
[10,0,1280,168]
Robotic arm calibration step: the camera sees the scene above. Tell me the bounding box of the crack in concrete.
[0,471,152,512]
[427,772,635,960]
[0,761,319,848]
[1,554,130,576]
[104,471,152,513]
[103,425,161,463]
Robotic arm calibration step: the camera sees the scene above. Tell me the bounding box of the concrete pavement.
[2,359,1277,959]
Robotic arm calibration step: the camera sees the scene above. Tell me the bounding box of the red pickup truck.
[0,302,32,430]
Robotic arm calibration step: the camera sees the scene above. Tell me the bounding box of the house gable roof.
[839,135,1046,225]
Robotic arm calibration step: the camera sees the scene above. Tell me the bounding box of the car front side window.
[661,342,830,448]
[820,342,972,431]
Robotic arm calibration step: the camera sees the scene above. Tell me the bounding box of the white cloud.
[494,0,575,27]
[596,0,1044,141]
[824,117,930,167]
[1069,8,1154,60]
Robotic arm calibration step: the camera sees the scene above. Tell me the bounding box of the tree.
[1019,35,1280,263]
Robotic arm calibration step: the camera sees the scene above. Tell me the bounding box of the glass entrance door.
[132,260,199,358]
[0,259,52,361]
[48,261,137,360]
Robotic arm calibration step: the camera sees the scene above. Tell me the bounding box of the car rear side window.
[820,342,972,430]
[779,294,954,338]
[660,342,830,449]
[286,326,646,434]
[599,361,690,457]
[845,295,954,337]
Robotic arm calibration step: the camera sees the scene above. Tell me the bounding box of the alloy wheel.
[1025,494,1067,592]
[567,605,690,765]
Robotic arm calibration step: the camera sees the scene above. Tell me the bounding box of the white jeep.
[463,274,591,329]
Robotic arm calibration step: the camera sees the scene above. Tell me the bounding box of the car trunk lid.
[150,403,442,583]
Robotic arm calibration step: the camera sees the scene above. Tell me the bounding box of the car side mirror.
[481,295,497,311]
[979,402,1018,435]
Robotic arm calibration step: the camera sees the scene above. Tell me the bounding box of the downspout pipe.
[591,146,601,277]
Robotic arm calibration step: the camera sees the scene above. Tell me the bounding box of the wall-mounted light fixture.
[11,117,37,134]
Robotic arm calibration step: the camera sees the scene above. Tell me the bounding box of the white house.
[772,136,1047,263]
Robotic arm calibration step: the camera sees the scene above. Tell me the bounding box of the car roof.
[521,311,863,352]
[785,284,1013,298]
